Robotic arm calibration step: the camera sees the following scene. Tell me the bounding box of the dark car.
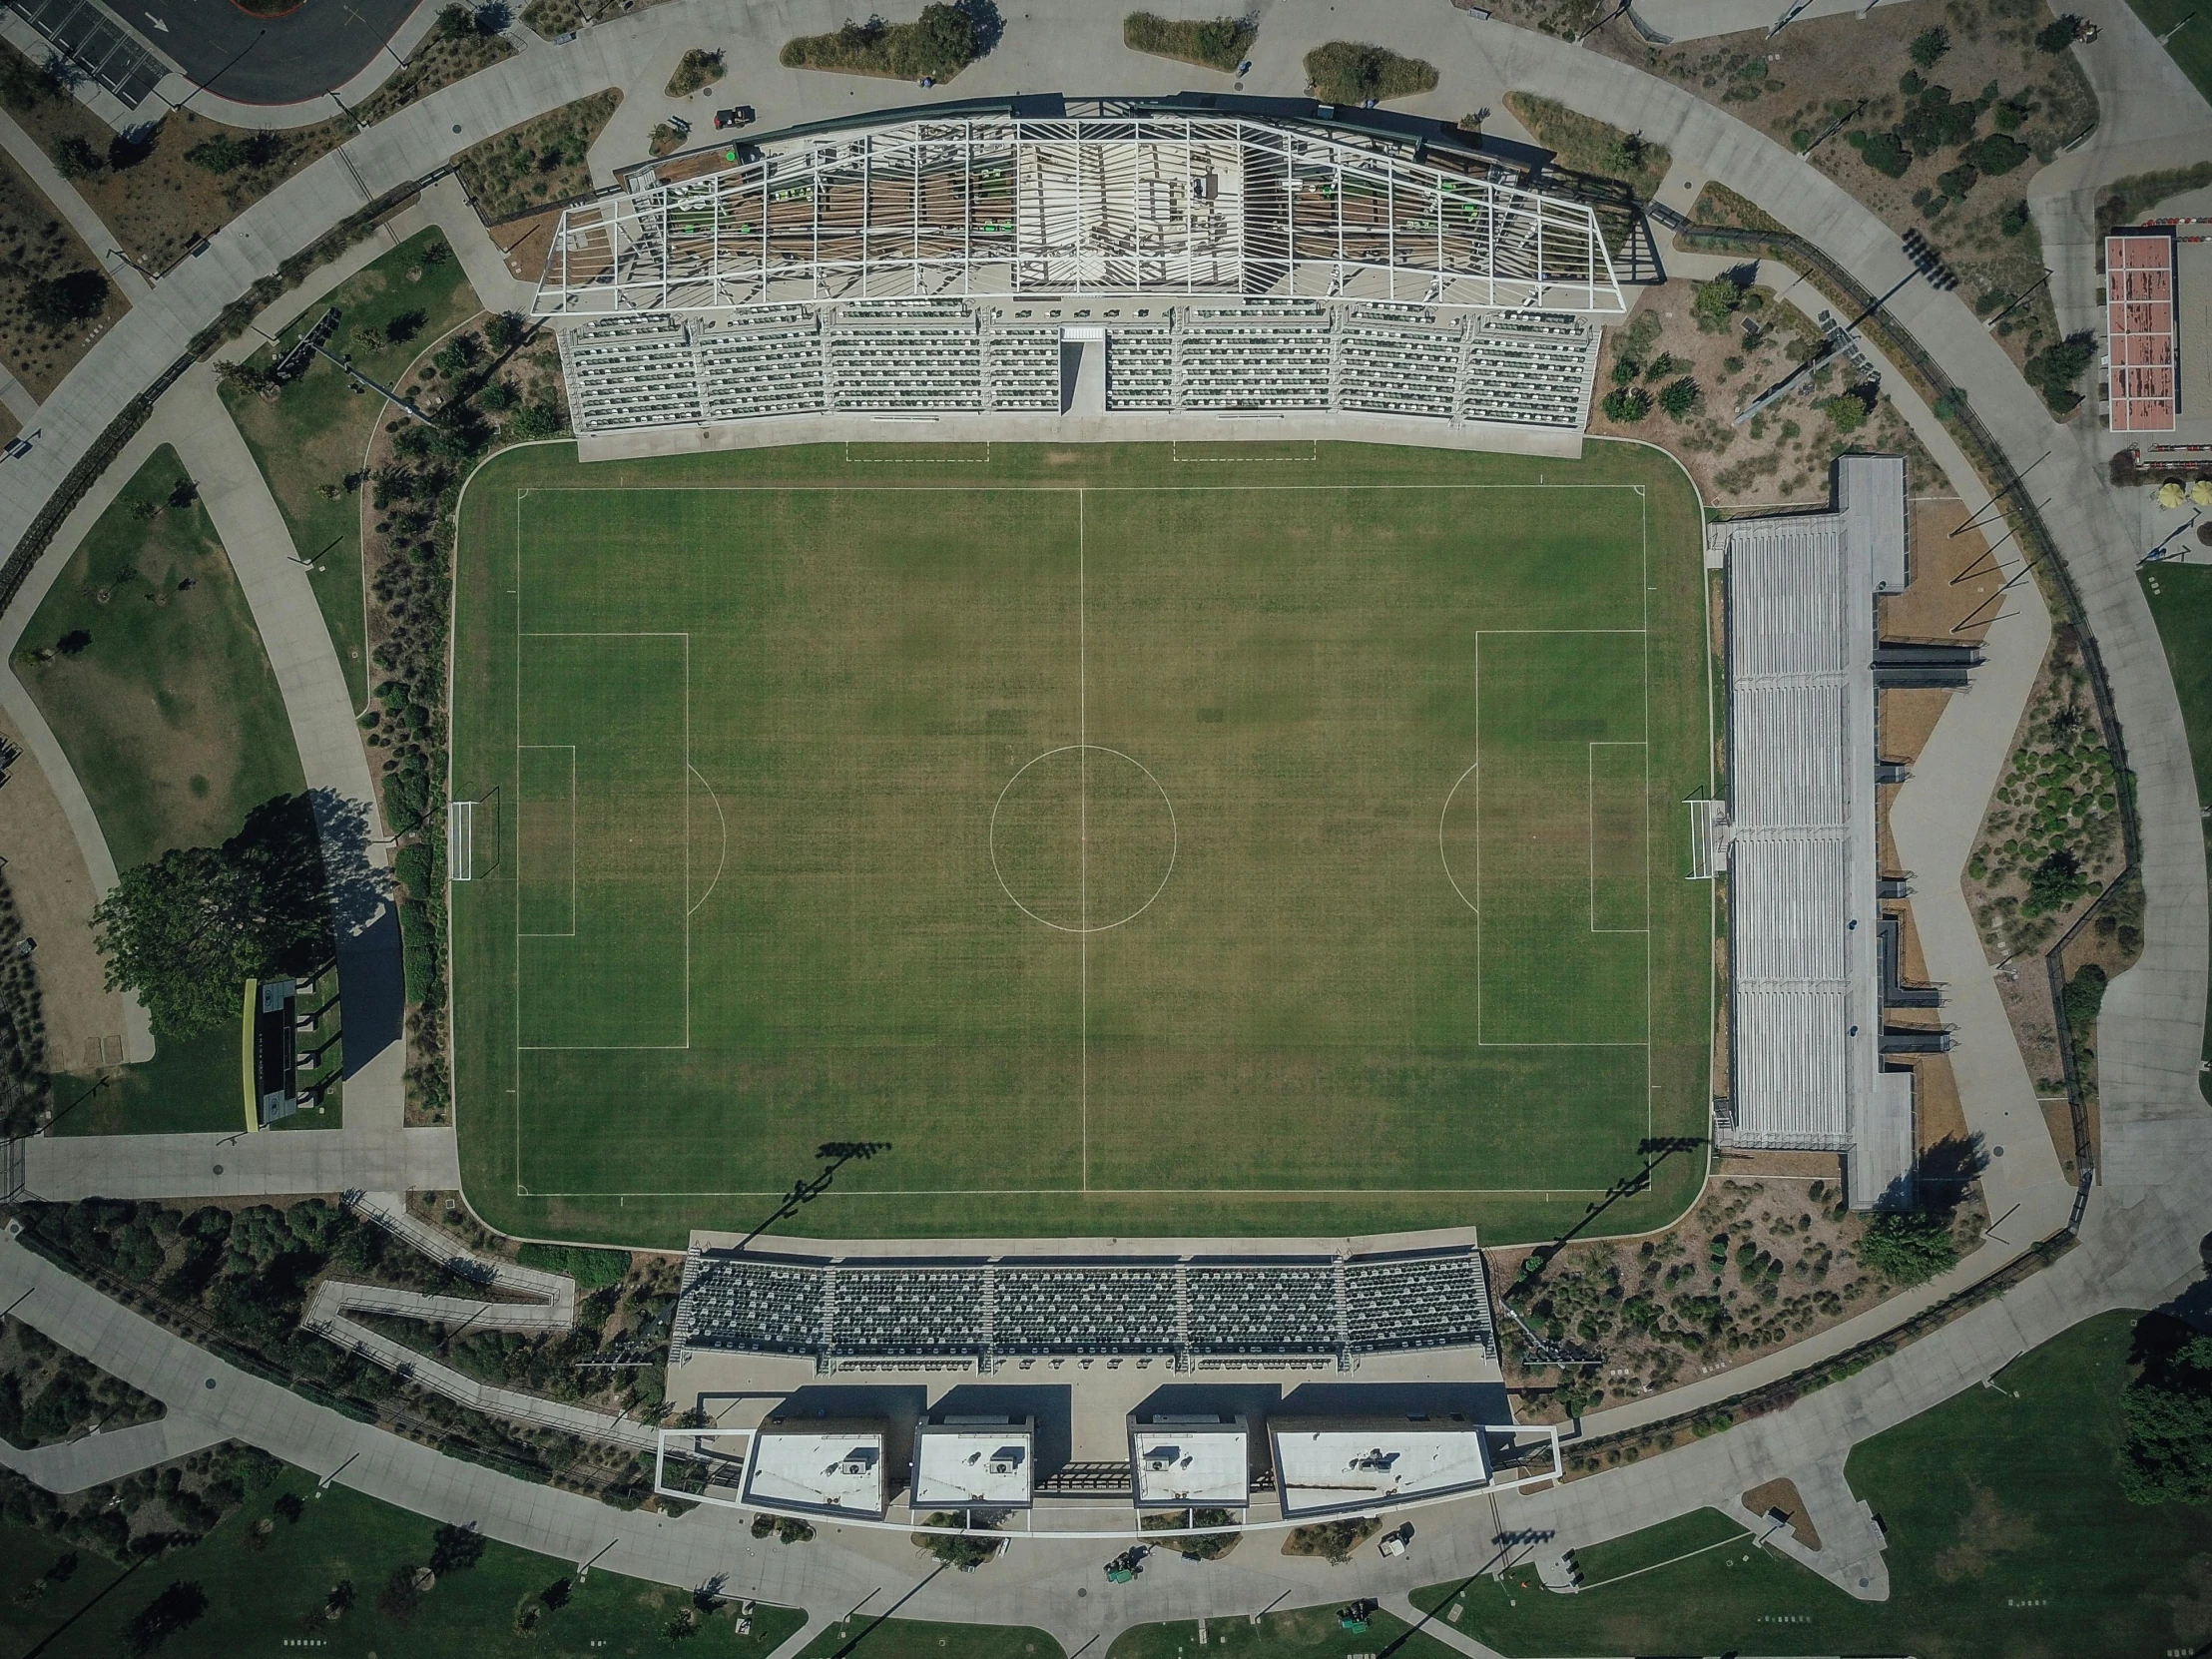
[714,106,755,130]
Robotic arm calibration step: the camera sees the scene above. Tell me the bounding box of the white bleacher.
[1337,305,1462,421]
[1724,465,1893,1200]
[1184,1263,1339,1355]
[554,300,1600,437]
[1461,311,1602,429]
[671,1247,1495,1368]
[983,321,1064,412]
[1104,325,1175,410]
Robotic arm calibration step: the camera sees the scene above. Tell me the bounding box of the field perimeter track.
[448,440,1714,1249]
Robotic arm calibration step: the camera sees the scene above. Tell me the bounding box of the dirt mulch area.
[1582,0,2095,390]
[1743,1476,1822,1547]
[1588,276,1939,514]
[0,147,126,398]
[1492,1175,1986,1421]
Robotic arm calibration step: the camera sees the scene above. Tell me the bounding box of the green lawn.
[46,1022,338,1136]
[1105,1604,1464,1659]
[449,441,1712,1248]
[2124,0,2212,107]
[2139,562,2212,1103]
[797,1616,1065,1659]
[16,445,305,872]
[1406,1308,2212,1657]
[220,226,482,711]
[0,1463,805,1658]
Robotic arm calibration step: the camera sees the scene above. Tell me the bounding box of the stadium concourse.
[532,99,1621,447]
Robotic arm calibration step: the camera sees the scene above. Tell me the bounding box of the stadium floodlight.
[531,112,1626,320]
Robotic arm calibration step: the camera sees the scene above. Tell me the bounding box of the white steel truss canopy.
[532,113,1627,318]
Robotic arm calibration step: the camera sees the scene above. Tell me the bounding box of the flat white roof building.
[741,1420,888,1518]
[1128,1414,1250,1509]
[911,1417,1035,1510]
[1268,1416,1490,1518]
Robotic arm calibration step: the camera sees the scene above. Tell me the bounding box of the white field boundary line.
[500,480,1679,1199]
[514,744,576,938]
[1078,486,1088,1193]
[522,1183,1626,1198]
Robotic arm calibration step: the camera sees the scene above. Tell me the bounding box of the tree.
[1692,275,1745,330]
[25,269,109,328]
[434,2,475,39]
[50,134,98,178]
[1823,391,1869,432]
[215,358,275,393]
[1657,375,1702,418]
[1908,25,1950,69]
[90,794,333,1039]
[485,310,528,352]
[913,1513,996,1567]
[910,2,976,72]
[1857,1211,1958,1286]
[428,1523,487,1576]
[2036,12,2082,51]
[2024,845,2091,914]
[2121,1324,2212,1504]
[1601,385,1651,422]
[123,1581,209,1654]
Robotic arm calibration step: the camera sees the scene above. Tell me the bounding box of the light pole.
[1983,268,2051,331]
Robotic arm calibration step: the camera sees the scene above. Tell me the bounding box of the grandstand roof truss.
[532,114,1627,318]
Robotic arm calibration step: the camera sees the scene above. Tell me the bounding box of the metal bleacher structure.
[669,1246,1497,1374]
[536,102,1622,439]
[1718,455,1932,1211]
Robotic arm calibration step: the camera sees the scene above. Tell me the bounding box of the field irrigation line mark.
[1171,438,1318,462]
[515,744,578,937]
[842,440,993,463]
[687,765,728,916]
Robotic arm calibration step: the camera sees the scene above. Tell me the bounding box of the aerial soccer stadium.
[445,97,1725,1253]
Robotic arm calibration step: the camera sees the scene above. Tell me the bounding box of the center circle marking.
[989,745,1178,933]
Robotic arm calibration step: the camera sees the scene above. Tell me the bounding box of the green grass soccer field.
[450,441,1714,1248]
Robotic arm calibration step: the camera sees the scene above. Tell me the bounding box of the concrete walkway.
[0,1410,229,1494]
[0,110,150,305]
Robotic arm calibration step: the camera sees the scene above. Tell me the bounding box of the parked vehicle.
[715,106,755,129]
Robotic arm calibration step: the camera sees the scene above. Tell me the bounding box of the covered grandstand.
[668,1246,1496,1373]
[535,100,1622,439]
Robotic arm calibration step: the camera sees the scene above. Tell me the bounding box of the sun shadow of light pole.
[739,1141,893,1250]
